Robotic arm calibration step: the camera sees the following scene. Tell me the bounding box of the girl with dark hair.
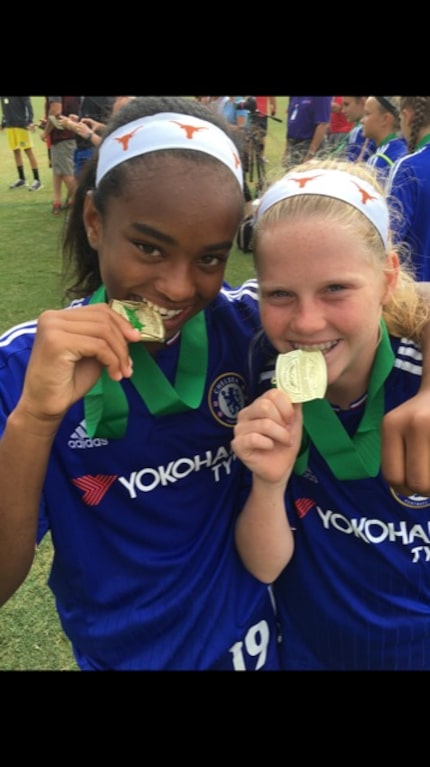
[0,96,279,671]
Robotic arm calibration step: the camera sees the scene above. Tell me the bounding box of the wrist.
[86,130,93,140]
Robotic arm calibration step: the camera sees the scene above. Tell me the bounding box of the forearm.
[307,123,328,156]
[0,406,58,605]
[42,101,61,138]
[235,476,294,584]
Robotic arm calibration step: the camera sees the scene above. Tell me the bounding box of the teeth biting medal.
[273,349,327,402]
[109,299,165,342]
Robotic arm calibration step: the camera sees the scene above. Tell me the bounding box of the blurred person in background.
[362,96,407,186]
[0,96,43,191]
[327,96,354,152]
[283,96,331,168]
[58,97,115,177]
[41,96,81,214]
[341,95,376,162]
[387,96,430,281]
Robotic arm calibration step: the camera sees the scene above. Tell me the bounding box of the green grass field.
[0,96,288,671]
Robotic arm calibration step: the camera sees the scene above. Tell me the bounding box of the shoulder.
[0,319,38,370]
[387,136,407,153]
[212,279,260,329]
[220,278,259,306]
[392,334,422,377]
[391,154,417,181]
[348,124,363,141]
[313,96,331,114]
[68,297,88,309]
[388,152,414,183]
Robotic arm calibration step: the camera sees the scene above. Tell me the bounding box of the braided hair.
[400,96,430,153]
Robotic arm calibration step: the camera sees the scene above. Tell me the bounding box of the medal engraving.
[273,349,327,402]
[109,300,165,342]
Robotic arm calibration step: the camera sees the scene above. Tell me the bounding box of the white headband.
[256,168,389,248]
[95,112,243,190]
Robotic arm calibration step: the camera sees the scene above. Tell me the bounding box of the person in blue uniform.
[362,96,407,186]
[340,95,376,162]
[0,96,281,671]
[386,96,430,282]
[232,158,430,670]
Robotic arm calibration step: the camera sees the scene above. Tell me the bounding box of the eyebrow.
[131,222,233,250]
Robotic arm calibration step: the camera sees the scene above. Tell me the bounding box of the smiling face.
[255,213,398,408]
[84,154,244,344]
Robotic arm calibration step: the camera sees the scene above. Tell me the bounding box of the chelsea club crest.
[209,373,247,427]
[389,488,430,509]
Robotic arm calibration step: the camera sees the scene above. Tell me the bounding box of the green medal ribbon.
[84,285,208,438]
[293,319,395,480]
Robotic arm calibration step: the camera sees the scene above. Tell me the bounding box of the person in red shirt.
[251,96,277,158]
[327,96,354,149]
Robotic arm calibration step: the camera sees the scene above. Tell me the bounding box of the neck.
[376,131,397,147]
[326,379,369,411]
[418,126,430,140]
[325,331,381,409]
[414,131,430,151]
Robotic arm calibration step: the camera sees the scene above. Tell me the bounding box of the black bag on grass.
[236,215,254,253]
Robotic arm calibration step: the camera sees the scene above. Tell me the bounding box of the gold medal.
[273,349,327,402]
[109,299,165,342]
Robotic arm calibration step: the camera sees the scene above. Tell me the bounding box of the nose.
[157,262,196,303]
[289,297,326,336]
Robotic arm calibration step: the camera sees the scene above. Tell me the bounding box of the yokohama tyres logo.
[72,474,118,506]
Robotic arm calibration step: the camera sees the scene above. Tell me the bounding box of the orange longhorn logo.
[289,174,324,188]
[170,121,209,139]
[114,125,144,151]
[351,181,377,205]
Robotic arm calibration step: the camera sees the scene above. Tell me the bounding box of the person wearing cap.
[362,96,407,186]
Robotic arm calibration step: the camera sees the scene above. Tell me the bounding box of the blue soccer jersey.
[266,335,430,670]
[387,143,430,281]
[366,135,407,186]
[0,280,281,671]
[345,123,376,162]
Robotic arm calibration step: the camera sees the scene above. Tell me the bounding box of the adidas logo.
[68,420,109,449]
[302,468,319,484]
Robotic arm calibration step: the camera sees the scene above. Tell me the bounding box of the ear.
[382,110,391,128]
[382,250,400,305]
[401,106,414,129]
[83,190,102,250]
